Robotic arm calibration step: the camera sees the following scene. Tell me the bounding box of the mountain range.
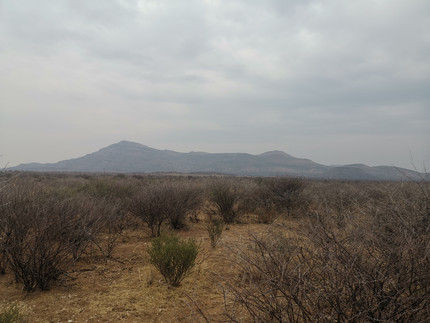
[8,141,425,181]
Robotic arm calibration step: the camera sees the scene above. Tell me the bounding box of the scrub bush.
[207,180,240,224]
[148,233,198,287]
[207,217,223,248]
[223,181,430,322]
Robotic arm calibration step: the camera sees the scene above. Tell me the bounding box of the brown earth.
[1,219,295,322]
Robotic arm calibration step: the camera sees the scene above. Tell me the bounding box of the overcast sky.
[1,0,429,170]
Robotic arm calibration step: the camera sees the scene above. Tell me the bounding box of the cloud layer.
[1,0,429,169]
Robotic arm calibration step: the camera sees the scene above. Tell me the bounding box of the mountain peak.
[109,140,146,148]
[259,150,290,157]
[101,141,154,153]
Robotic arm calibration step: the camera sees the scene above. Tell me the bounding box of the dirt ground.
[1,220,289,322]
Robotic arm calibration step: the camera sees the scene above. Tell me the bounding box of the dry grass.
[0,219,281,322]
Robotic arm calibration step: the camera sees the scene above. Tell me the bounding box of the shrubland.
[0,171,429,322]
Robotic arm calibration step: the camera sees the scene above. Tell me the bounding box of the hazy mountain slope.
[9,141,425,180]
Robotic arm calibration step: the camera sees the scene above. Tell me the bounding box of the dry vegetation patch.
[1,172,429,322]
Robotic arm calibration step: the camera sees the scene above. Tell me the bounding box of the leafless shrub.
[130,181,203,235]
[305,187,430,322]
[222,181,430,322]
[163,183,203,230]
[0,178,129,290]
[129,186,164,237]
[0,172,19,274]
[264,177,308,217]
[62,197,104,262]
[0,192,10,274]
[0,222,10,275]
[206,179,242,224]
[248,189,278,223]
[207,217,224,248]
[0,246,7,275]
[77,178,135,200]
[1,186,76,291]
[315,182,363,228]
[222,229,313,322]
[242,177,309,221]
[128,184,170,237]
[89,200,128,259]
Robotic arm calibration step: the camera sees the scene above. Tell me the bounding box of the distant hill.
[8,141,426,181]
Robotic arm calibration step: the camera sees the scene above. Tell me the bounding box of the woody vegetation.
[0,171,429,321]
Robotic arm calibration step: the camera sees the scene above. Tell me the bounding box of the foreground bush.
[0,183,115,291]
[1,188,76,291]
[223,181,430,322]
[0,212,9,274]
[148,233,198,287]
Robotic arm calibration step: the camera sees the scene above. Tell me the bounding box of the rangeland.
[1,172,429,322]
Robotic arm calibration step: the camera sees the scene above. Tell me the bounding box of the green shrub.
[148,233,198,287]
[0,305,26,323]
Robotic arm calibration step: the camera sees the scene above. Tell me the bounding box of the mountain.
[8,141,426,181]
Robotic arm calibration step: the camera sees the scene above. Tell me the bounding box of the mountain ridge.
[8,141,425,181]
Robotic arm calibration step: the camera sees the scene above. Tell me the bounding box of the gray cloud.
[1,0,429,170]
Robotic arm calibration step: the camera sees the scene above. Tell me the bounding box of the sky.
[1,0,429,170]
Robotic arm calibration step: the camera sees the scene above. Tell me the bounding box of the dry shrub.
[1,186,77,291]
[244,177,309,222]
[264,177,308,217]
[0,178,129,290]
[129,182,203,236]
[0,191,10,274]
[0,246,7,275]
[207,217,224,248]
[88,199,128,259]
[222,229,313,322]
[163,183,203,230]
[129,185,168,237]
[0,173,14,274]
[206,179,242,224]
[77,177,135,200]
[255,208,279,224]
[62,196,104,262]
[223,181,430,322]
[316,182,360,226]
